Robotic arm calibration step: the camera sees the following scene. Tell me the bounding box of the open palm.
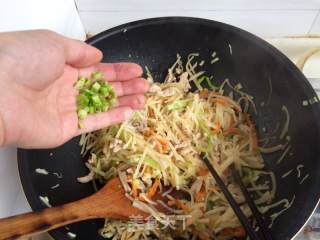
[0,30,148,148]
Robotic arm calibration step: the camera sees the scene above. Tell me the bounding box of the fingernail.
[124,108,133,120]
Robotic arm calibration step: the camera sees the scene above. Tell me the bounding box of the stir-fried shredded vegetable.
[39,196,52,208]
[35,168,49,175]
[80,54,293,240]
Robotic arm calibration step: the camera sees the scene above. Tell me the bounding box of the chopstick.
[232,166,274,240]
[202,155,261,239]
[202,155,275,239]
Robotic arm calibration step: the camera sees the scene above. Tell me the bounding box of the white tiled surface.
[75,0,320,37]
[78,10,319,37]
[11,184,32,216]
[75,0,320,11]
[310,12,320,35]
[0,0,85,40]
[0,147,20,218]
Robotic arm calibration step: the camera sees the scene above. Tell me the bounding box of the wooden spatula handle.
[0,199,96,240]
[0,177,143,240]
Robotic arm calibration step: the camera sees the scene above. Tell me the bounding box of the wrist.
[0,50,15,83]
[0,64,15,147]
[0,113,5,146]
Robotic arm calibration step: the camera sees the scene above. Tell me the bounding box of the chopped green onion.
[78,109,88,120]
[197,76,215,90]
[110,160,117,167]
[88,106,95,114]
[206,200,216,210]
[84,78,92,87]
[74,76,87,89]
[77,94,89,107]
[84,89,94,97]
[194,78,203,91]
[92,71,102,80]
[167,100,189,110]
[144,156,161,170]
[75,71,117,128]
[91,82,101,92]
[91,95,102,106]
[100,104,108,112]
[194,222,206,231]
[100,86,110,97]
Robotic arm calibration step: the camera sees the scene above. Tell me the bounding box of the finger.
[97,62,143,81]
[77,107,133,134]
[110,78,149,97]
[116,94,146,109]
[61,38,103,68]
[78,63,143,82]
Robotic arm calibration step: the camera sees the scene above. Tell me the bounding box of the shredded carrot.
[213,98,229,106]
[212,94,241,112]
[223,128,242,137]
[195,190,206,202]
[148,107,155,118]
[167,200,176,206]
[213,121,221,130]
[186,218,193,226]
[176,199,192,213]
[158,137,167,146]
[211,120,222,135]
[199,88,209,98]
[198,168,209,176]
[155,140,162,153]
[211,128,220,135]
[220,227,246,237]
[138,196,145,202]
[142,128,153,137]
[145,166,152,174]
[195,184,206,202]
[156,137,169,153]
[244,114,258,151]
[146,178,160,198]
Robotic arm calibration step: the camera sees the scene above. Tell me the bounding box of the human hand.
[0,30,149,148]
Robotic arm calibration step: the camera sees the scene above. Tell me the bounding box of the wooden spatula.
[0,177,149,240]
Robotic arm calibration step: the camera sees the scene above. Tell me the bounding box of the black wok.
[18,17,320,240]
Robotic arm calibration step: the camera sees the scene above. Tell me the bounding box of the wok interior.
[18,18,320,240]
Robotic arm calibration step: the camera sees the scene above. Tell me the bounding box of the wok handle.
[0,199,97,240]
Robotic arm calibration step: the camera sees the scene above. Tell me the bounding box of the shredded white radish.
[299,174,309,184]
[280,105,290,139]
[39,196,52,208]
[77,171,94,183]
[277,145,291,164]
[35,168,49,175]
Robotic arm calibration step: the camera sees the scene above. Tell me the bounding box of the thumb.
[61,37,103,68]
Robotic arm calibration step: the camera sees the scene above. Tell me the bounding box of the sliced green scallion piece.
[75,71,117,128]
